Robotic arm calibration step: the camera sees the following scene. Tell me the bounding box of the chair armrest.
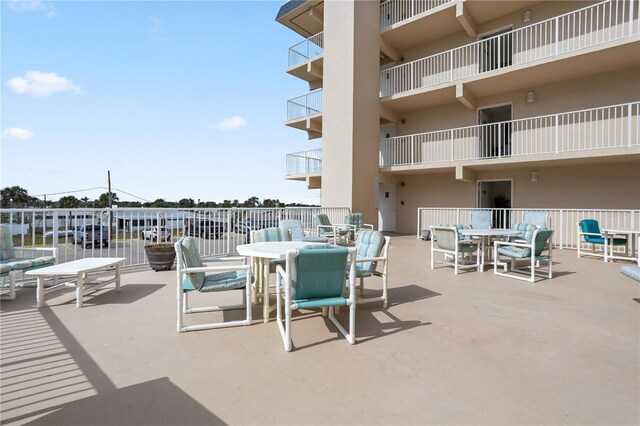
[577,231,602,237]
[182,264,250,274]
[354,256,386,263]
[202,256,246,264]
[14,246,58,259]
[494,240,531,249]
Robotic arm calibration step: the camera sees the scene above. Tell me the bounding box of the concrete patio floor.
[1,234,639,425]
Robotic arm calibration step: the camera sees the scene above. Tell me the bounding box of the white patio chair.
[494,228,554,283]
[175,237,252,332]
[430,226,480,274]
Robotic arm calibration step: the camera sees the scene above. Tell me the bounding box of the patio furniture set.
[430,211,554,283]
[174,215,390,352]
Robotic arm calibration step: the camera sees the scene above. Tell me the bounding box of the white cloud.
[7,71,84,96]
[7,1,55,17]
[149,16,164,34]
[2,127,35,141]
[213,115,247,130]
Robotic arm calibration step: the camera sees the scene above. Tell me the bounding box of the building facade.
[278,0,640,233]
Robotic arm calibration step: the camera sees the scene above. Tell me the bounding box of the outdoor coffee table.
[236,241,327,323]
[25,257,126,308]
[459,228,520,271]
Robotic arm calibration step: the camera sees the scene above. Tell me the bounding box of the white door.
[378,185,396,232]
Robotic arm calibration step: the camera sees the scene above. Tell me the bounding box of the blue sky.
[1,0,321,204]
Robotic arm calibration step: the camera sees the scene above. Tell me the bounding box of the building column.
[322,0,380,225]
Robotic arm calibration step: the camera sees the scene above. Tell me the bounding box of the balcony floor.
[1,235,639,425]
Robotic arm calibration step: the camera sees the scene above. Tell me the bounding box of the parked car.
[233,219,279,234]
[142,226,171,242]
[186,220,224,239]
[73,225,109,248]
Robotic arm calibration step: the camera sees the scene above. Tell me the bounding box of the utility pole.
[107,170,113,236]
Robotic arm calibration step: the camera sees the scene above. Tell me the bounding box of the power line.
[32,186,151,202]
[33,187,104,197]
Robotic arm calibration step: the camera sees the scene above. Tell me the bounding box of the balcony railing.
[380,0,453,29]
[380,102,640,167]
[380,0,639,97]
[287,89,322,121]
[286,149,322,175]
[288,31,324,68]
[0,207,350,273]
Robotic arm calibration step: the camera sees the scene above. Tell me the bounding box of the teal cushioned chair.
[313,213,350,244]
[470,210,492,229]
[279,219,328,243]
[577,219,628,259]
[353,230,390,308]
[494,228,554,283]
[0,224,57,301]
[344,213,373,243]
[275,245,357,352]
[250,227,289,303]
[175,237,252,332]
[430,225,480,274]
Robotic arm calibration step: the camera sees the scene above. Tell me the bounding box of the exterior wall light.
[530,170,539,182]
[523,10,532,23]
[527,91,535,103]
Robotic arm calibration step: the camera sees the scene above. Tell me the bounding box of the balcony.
[287,32,324,85]
[379,102,640,170]
[285,149,322,188]
[286,89,323,139]
[380,0,640,111]
[380,0,541,50]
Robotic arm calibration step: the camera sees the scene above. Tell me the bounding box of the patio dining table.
[459,228,520,271]
[236,241,328,323]
[601,228,640,265]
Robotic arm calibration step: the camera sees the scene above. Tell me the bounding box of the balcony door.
[477,180,512,228]
[478,104,512,158]
[479,27,513,73]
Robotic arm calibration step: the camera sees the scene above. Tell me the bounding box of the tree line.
[0,186,316,209]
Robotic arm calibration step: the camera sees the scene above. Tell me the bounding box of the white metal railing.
[286,149,322,175]
[0,207,350,272]
[380,0,639,97]
[380,102,640,167]
[417,208,640,252]
[288,31,324,68]
[287,89,323,121]
[380,0,453,29]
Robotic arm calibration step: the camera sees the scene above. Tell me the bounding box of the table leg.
[262,259,269,323]
[36,276,45,308]
[604,232,609,262]
[115,263,121,291]
[479,237,486,271]
[76,272,84,308]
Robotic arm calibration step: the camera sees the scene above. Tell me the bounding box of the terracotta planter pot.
[144,243,176,271]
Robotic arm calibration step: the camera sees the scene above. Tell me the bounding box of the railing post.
[559,209,564,249]
[555,113,560,153]
[628,103,633,147]
[450,129,454,161]
[450,49,454,82]
[411,135,415,164]
[555,16,559,55]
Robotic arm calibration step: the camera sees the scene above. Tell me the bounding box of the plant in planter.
[144,243,176,271]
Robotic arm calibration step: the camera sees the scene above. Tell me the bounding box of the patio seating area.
[1,234,638,424]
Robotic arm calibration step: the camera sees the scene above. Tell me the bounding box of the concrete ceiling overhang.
[276,0,324,38]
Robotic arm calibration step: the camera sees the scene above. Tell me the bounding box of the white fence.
[286,149,322,175]
[380,0,639,97]
[417,207,640,252]
[1,207,350,269]
[380,102,640,167]
[287,89,323,121]
[288,31,324,68]
[380,0,453,29]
